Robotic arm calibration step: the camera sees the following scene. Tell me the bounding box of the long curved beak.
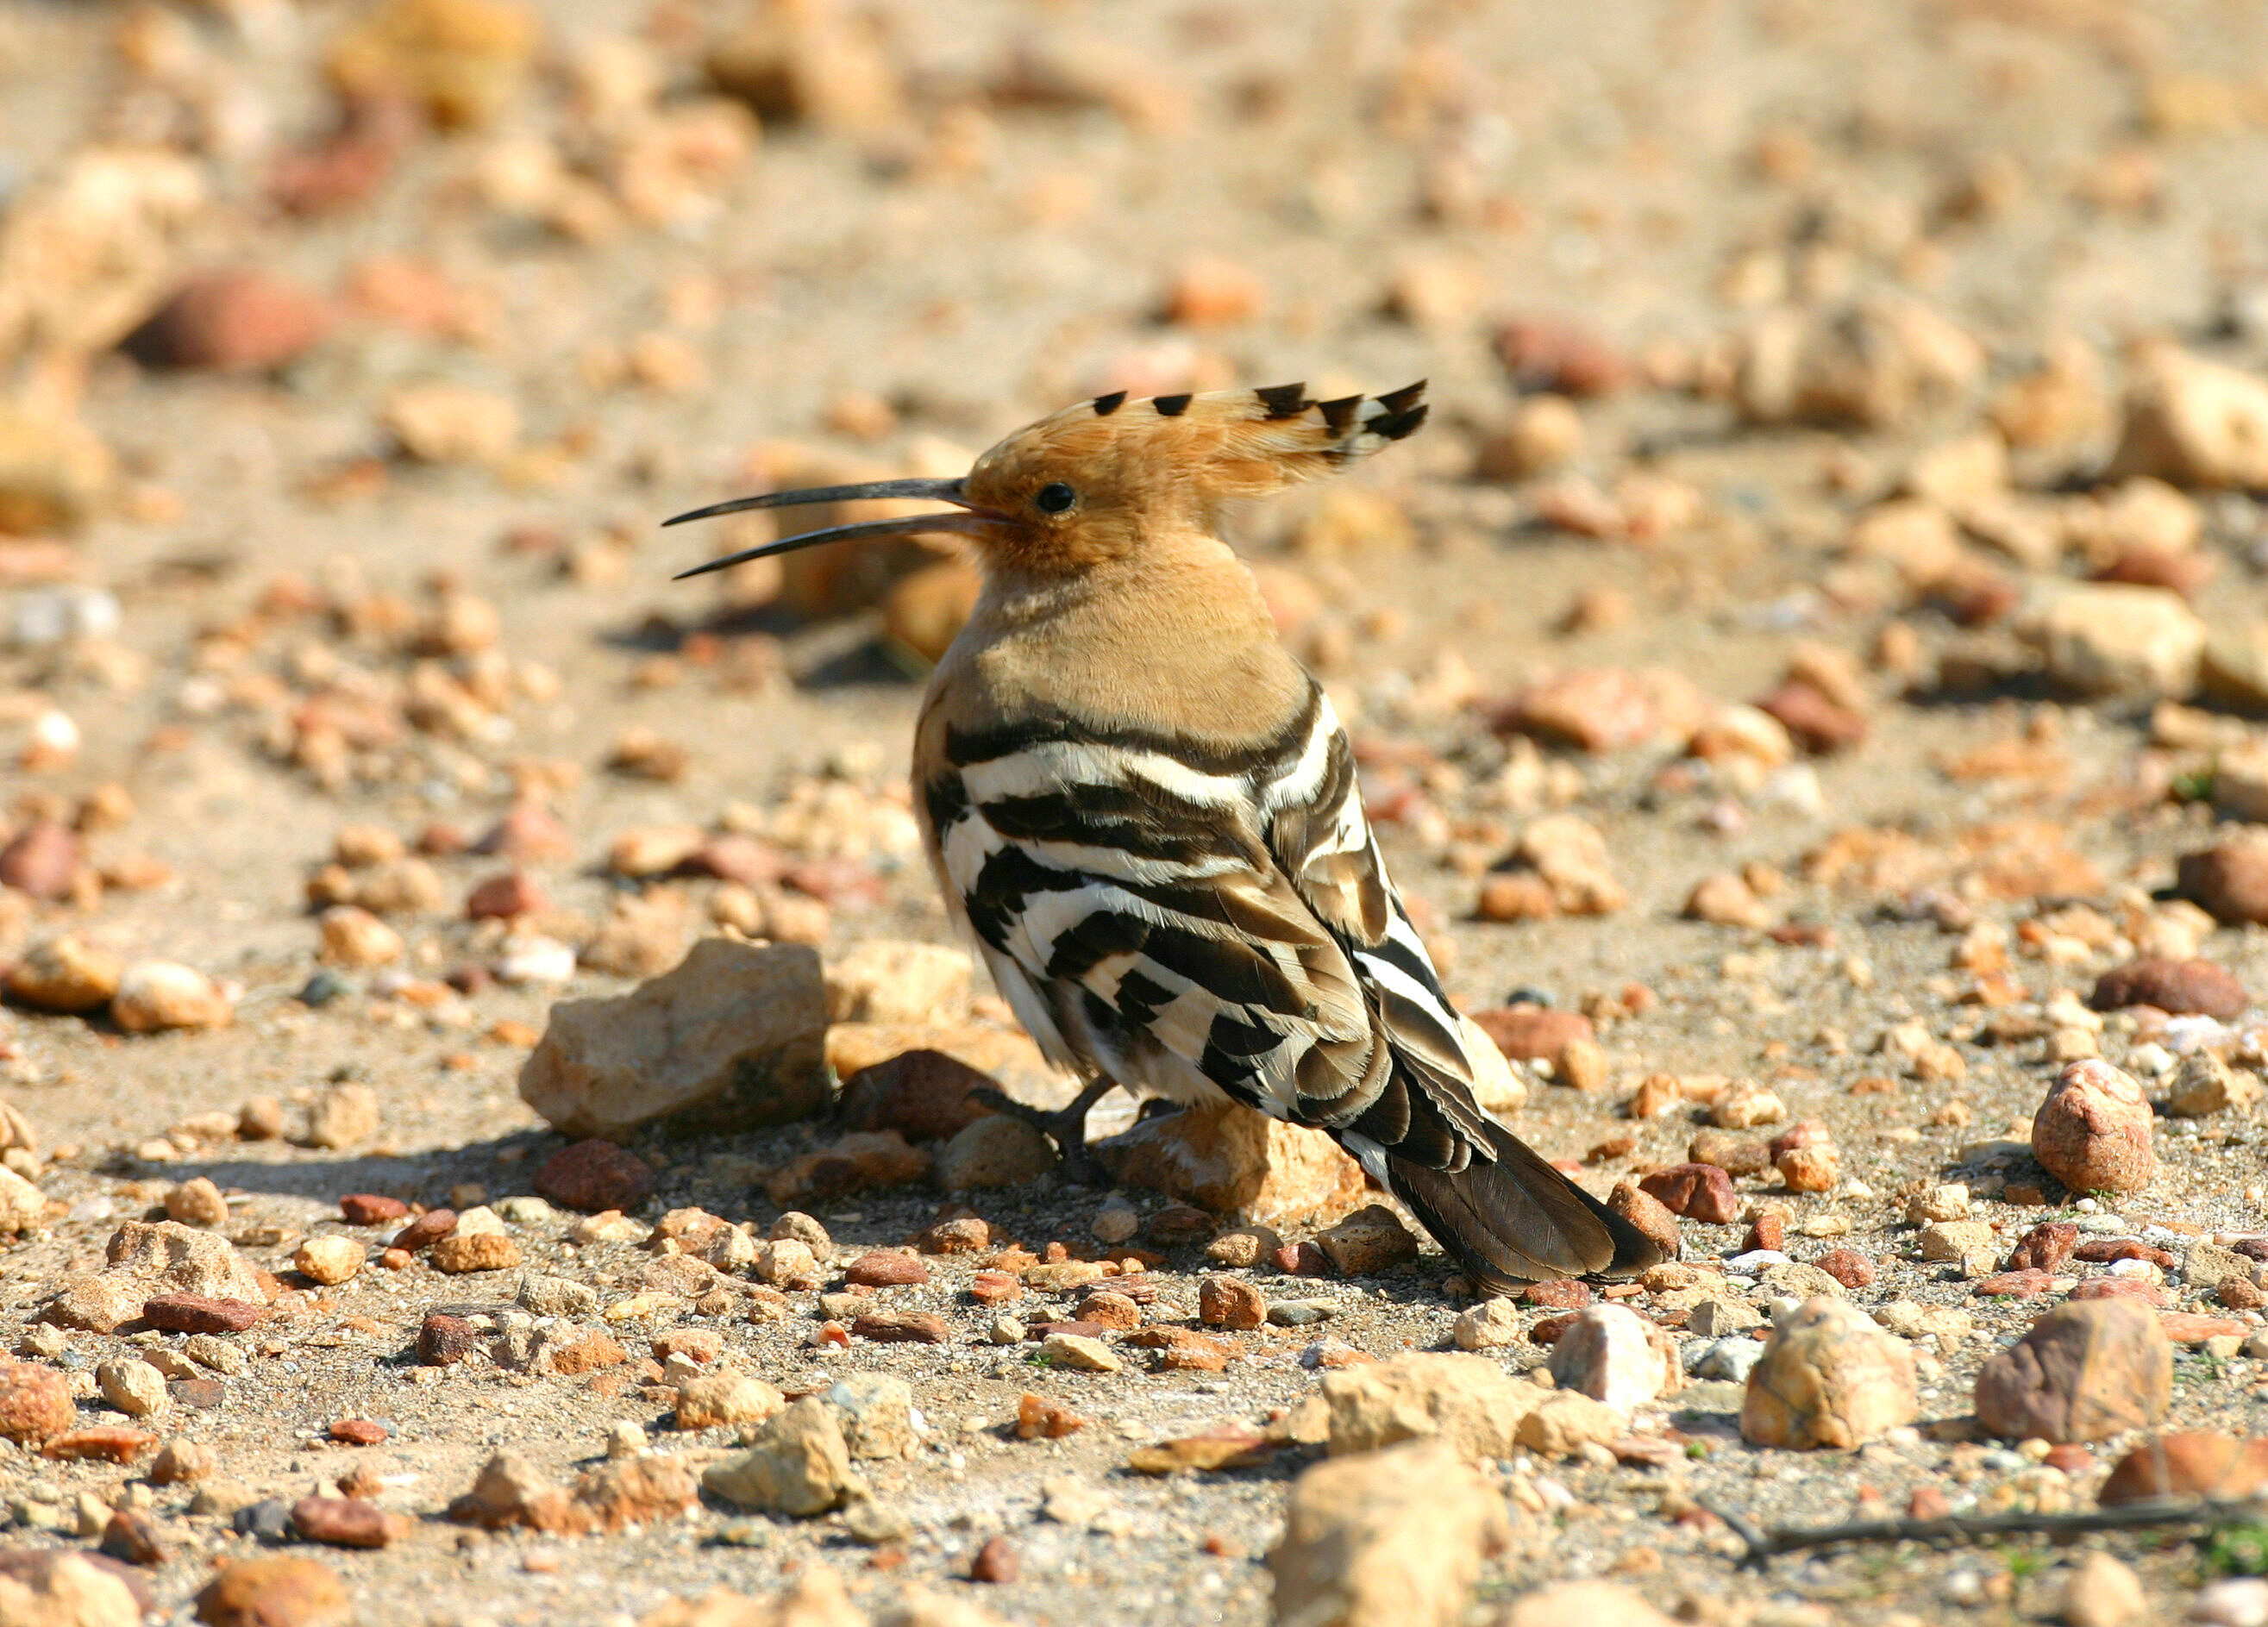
[664,476,996,581]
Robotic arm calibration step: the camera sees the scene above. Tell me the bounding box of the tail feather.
[1381,1117,1667,1292]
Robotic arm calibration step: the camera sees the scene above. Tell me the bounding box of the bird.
[665,381,1668,1290]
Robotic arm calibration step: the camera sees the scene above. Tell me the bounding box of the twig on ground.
[1707,1496,2268,1571]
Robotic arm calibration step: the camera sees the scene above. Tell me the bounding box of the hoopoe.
[667,383,1667,1288]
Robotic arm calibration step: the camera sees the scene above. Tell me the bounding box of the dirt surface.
[6,1,2268,1624]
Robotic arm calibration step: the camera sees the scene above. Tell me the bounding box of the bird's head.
[666,381,1427,582]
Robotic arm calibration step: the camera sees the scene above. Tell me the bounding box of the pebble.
[193,1557,350,1627]
[2099,1430,2268,1505]
[699,1398,855,1517]
[292,1236,364,1286]
[1976,1298,2171,1443]
[1199,1277,1266,1330]
[531,1139,657,1214]
[94,1359,166,1420]
[1453,1297,1522,1350]
[2092,956,2247,1019]
[1267,1298,1340,1327]
[1040,1332,1121,1373]
[1270,1440,1507,1627]
[290,1496,394,1549]
[1740,1298,1916,1449]
[1547,1304,1681,1409]
[1638,1163,1739,1223]
[2033,1059,2157,1194]
[431,1233,521,1273]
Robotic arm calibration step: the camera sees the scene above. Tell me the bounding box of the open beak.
[665,476,998,581]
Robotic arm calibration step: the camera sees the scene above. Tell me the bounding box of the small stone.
[302,1086,379,1152]
[1638,1164,1739,1223]
[1075,1291,1141,1330]
[2058,1550,2147,1627]
[533,1140,656,1213]
[392,1208,457,1251]
[292,1237,364,1286]
[2108,344,2268,489]
[1199,1277,1266,1330]
[142,1294,268,1335]
[700,1397,856,1517]
[465,870,548,921]
[850,1312,950,1345]
[2169,1052,2264,1117]
[2033,1060,2156,1194]
[338,1194,409,1226]
[925,1113,1055,1192]
[1814,1248,1876,1288]
[517,1273,598,1318]
[42,1426,156,1462]
[674,1374,786,1431]
[2178,838,2268,926]
[824,1374,918,1460]
[165,1179,229,1229]
[2008,1221,2081,1272]
[0,1361,75,1442]
[1975,1298,2171,1443]
[95,1358,167,1420]
[151,1438,216,1484]
[1741,1298,1917,1449]
[1040,1333,1120,1373]
[1323,1352,1545,1461]
[1453,1297,1522,1350]
[2097,1430,2268,1506]
[519,941,829,1139]
[431,1232,521,1273]
[123,269,331,372]
[1546,1304,1682,1410]
[4,935,122,1013]
[844,1250,928,1287]
[111,961,232,1033]
[1314,1205,1419,1277]
[1094,1098,1360,1223]
[1687,873,1774,929]
[289,1497,393,1550]
[194,1557,352,1627]
[1269,1440,1508,1627]
[836,1048,1001,1143]
[1500,1582,1676,1627]
[317,906,402,968]
[1205,1224,1281,1268]
[2092,956,2246,1019]
[1515,1390,1626,1458]
[417,1313,479,1367]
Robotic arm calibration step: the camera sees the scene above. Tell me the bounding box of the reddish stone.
[969,1536,1018,1584]
[2099,1431,2268,1505]
[843,1250,929,1288]
[2005,1222,2078,1273]
[782,859,885,906]
[2069,1278,2167,1306]
[1745,1211,1788,1253]
[1972,1269,2054,1298]
[1756,681,1866,754]
[1494,668,1657,753]
[837,1050,1001,1143]
[1813,1248,1876,1289]
[417,1313,479,1367]
[2178,843,2268,926]
[391,1209,457,1250]
[2091,956,2246,1019]
[465,870,548,921]
[99,1508,166,1567]
[475,802,573,862]
[1527,1312,1580,1345]
[142,1294,270,1334]
[290,1496,394,1549]
[2044,1444,2096,1474]
[0,1362,75,1443]
[0,821,78,900]
[686,836,784,887]
[122,270,332,373]
[272,95,417,216]
[1908,1486,1951,1521]
[968,1272,1022,1306]
[1637,1163,1739,1224]
[851,1312,950,1344]
[1198,1277,1265,1330]
[2074,1239,2175,1267]
[338,1193,409,1226]
[1494,317,1627,397]
[1270,1242,1330,1277]
[1125,1327,1238,1371]
[1469,1005,1595,1067]
[533,1141,656,1213]
[1024,1321,1109,1341]
[1523,1280,1593,1309]
[329,1418,388,1445]
[918,1217,991,1255]
[1014,1393,1085,1439]
[2160,1313,2249,1344]
[42,1427,154,1462]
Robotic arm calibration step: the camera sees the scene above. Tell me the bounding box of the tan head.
[666,381,1427,582]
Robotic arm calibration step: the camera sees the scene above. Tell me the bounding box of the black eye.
[1034,482,1076,514]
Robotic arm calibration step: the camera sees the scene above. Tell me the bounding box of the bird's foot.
[970,1084,1114,1187]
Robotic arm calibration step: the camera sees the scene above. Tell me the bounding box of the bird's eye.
[1034,482,1076,514]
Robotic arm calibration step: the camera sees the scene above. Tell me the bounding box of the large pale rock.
[109,1219,266,1302]
[1974,1298,2171,1444]
[1499,1581,1677,1627]
[1546,1304,1682,1410]
[1269,1440,1508,1627]
[700,1398,857,1517]
[0,1167,45,1234]
[2032,1059,2156,1195]
[2029,583,2205,698]
[1322,1352,1546,1461]
[2108,345,2268,490]
[1096,1098,1365,1224]
[823,941,972,1025]
[1741,1298,1916,1449]
[0,1553,142,1627]
[519,939,829,1139]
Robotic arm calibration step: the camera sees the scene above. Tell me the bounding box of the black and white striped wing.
[928,710,1386,1124]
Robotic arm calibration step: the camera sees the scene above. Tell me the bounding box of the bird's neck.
[928,529,1311,748]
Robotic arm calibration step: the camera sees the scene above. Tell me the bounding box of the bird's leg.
[970,1077,1119,1186]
